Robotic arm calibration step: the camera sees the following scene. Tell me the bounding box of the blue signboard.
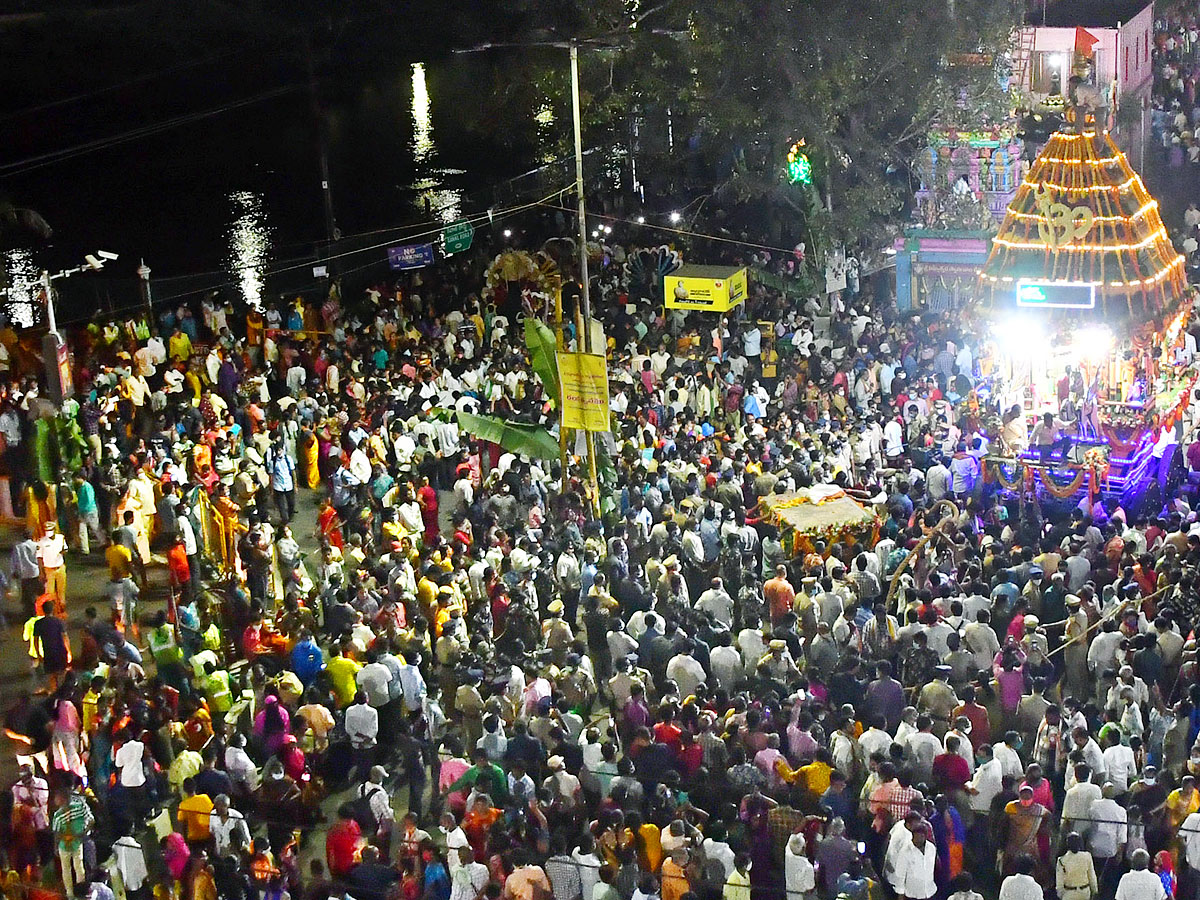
[1015,280,1096,310]
[387,243,435,270]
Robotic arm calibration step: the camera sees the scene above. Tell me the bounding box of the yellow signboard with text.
[558,351,610,432]
[664,265,748,312]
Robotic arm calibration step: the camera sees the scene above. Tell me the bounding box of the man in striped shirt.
[52,784,94,898]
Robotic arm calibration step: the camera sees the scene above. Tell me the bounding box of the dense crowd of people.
[1155,2,1200,271]
[2,161,1200,900]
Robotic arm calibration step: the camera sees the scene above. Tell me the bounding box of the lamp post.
[137,259,153,316]
[39,251,118,403]
[569,43,602,515]
[458,40,606,513]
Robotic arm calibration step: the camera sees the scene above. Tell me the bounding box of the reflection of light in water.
[226,190,271,309]
[534,102,557,164]
[411,63,435,165]
[410,175,462,224]
[3,249,39,327]
[409,62,458,221]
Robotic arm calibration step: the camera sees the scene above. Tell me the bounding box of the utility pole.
[570,43,601,516]
[137,259,153,317]
[40,269,70,404]
[307,40,338,262]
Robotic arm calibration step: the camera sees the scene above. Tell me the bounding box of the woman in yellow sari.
[25,480,56,539]
[300,427,321,489]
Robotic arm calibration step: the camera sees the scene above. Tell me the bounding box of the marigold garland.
[1040,468,1086,498]
[992,461,1026,490]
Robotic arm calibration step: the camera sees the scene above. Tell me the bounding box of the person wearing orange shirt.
[764,565,797,624]
[661,848,691,900]
[167,535,191,601]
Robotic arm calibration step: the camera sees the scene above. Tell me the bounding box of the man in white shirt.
[888,819,937,900]
[210,794,251,857]
[115,732,147,788]
[1115,849,1166,900]
[344,691,379,780]
[993,733,1024,780]
[440,811,470,875]
[1088,784,1128,872]
[963,611,1001,671]
[1101,735,1137,792]
[1088,621,1124,679]
[1061,763,1102,834]
[785,833,816,900]
[1180,809,1200,875]
[695,578,734,626]
[859,721,893,761]
[884,417,904,459]
[925,458,950,501]
[1072,727,1107,782]
[356,656,393,709]
[572,837,603,900]
[709,634,743,692]
[999,856,1044,900]
[966,744,1003,815]
[665,643,706,699]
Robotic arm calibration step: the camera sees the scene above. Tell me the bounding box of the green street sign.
[442,220,474,255]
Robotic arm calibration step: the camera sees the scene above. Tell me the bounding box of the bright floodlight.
[669,211,682,223]
[96,251,119,261]
[636,215,645,224]
[992,315,1040,359]
[503,229,512,238]
[1075,325,1113,365]
[603,225,612,234]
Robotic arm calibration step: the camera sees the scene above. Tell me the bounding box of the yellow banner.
[665,266,748,311]
[558,351,610,432]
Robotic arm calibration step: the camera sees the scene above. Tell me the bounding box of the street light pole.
[569,43,601,515]
[570,43,592,343]
[35,251,118,403]
[41,269,56,335]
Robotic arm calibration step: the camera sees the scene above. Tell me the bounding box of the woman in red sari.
[417,475,439,545]
[462,795,501,862]
[316,499,344,551]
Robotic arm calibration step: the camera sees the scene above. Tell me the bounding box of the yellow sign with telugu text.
[558,351,610,432]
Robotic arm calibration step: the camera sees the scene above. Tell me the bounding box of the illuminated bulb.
[636,216,646,224]
[503,229,512,238]
[603,225,612,234]
[669,212,682,223]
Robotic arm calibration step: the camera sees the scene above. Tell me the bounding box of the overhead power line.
[0,84,305,178]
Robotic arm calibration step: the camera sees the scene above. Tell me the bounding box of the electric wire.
[49,188,571,327]
[0,85,306,178]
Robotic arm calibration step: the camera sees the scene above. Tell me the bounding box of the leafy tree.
[496,0,1021,250]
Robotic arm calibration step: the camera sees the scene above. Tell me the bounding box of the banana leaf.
[524,317,560,405]
[455,411,561,461]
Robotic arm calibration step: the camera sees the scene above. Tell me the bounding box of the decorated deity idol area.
[974,113,1194,510]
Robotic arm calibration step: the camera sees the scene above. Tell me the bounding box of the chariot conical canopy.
[979,114,1185,311]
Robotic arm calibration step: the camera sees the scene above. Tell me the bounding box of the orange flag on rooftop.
[1075,27,1100,56]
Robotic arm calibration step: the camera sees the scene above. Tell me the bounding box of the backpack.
[349,784,382,832]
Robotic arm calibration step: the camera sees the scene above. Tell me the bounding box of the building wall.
[1117,5,1155,96]
[1018,4,1154,98]
[1032,27,1117,84]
